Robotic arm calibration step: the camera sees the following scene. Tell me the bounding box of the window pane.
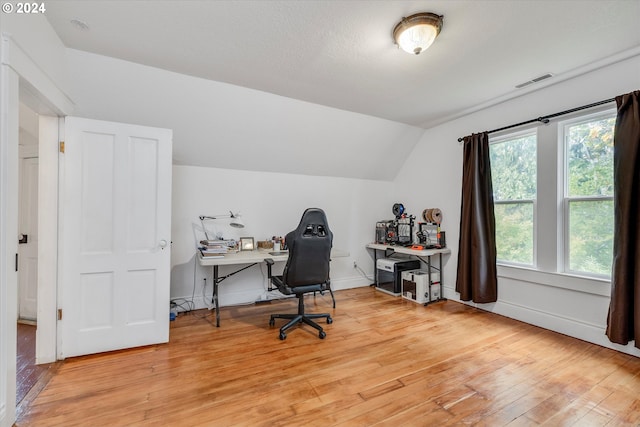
[495,202,533,265]
[490,134,536,201]
[567,117,615,197]
[568,200,613,275]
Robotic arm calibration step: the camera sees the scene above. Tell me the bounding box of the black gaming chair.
[265,208,334,340]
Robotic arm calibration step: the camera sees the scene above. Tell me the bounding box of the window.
[562,112,615,277]
[489,131,537,265]
[489,106,615,284]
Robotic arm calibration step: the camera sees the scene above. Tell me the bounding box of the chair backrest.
[282,208,333,287]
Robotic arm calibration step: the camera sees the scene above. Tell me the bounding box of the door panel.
[18,157,38,320]
[128,137,159,251]
[59,117,172,358]
[80,132,115,253]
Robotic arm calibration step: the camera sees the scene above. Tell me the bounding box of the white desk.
[198,248,349,326]
[366,243,451,258]
[366,243,451,303]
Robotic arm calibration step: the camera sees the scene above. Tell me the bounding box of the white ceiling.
[44,0,640,129]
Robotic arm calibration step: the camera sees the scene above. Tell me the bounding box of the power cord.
[355,264,373,282]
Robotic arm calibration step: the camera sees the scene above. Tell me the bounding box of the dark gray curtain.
[606,90,640,348]
[456,132,498,303]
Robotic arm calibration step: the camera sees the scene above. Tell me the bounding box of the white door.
[18,157,38,321]
[58,117,172,358]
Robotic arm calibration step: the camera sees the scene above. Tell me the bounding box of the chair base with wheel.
[266,261,333,340]
[268,281,333,340]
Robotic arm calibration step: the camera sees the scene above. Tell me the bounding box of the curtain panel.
[606,90,640,348]
[456,132,498,303]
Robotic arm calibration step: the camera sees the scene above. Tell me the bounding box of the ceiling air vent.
[515,73,554,89]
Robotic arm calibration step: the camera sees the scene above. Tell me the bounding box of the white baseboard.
[442,286,640,358]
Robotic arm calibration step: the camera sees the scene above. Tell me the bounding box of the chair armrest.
[264,258,275,291]
[265,258,274,280]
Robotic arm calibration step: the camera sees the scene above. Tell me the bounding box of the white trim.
[489,127,537,144]
[0,34,74,115]
[497,264,610,297]
[559,107,618,130]
[0,63,20,427]
[35,116,58,364]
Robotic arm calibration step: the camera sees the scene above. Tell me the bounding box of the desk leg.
[373,249,378,287]
[427,255,432,305]
[439,253,446,302]
[213,265,220,327]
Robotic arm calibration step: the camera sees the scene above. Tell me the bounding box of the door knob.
[159,239,168,249]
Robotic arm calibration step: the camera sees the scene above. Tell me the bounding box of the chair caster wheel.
[327,316,333,324]
[269,318,275,327]
[279,332,287,340]
[319,331,326,339]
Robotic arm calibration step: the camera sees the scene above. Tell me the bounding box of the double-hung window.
[562,112,615,277]
[489,107,615,282]
[489,131,537,266]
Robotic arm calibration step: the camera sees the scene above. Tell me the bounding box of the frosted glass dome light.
[393,13,443,55]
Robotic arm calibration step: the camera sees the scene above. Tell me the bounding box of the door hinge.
[15,253,18,272]
[58,309,63,320]
[59,141,65,153]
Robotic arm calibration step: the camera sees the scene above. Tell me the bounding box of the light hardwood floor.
[16,287,640,426]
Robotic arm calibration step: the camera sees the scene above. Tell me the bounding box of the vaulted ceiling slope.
[44,1,640,180]
[45,1,640,127]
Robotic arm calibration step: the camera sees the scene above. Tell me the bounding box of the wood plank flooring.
[15,287,640,426]
[16,323,59,406]
[17,323,43,404]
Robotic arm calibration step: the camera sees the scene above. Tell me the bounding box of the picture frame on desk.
[240,237,255,251]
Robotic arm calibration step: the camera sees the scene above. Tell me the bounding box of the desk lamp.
[199,212,245,241]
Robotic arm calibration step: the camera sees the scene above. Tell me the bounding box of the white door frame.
[0,52,20,427]
[36,116,60,364]
[0,33,74,427]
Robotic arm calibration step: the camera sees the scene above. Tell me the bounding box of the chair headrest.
[293,208,330,238]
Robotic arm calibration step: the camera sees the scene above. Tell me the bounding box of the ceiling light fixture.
[70,18,90,32]
[393,12,443,55]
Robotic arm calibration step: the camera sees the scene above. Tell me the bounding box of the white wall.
[170,165,391,308]
[63,48,420,308]
[394,54,640,356]
[66,49,425,181]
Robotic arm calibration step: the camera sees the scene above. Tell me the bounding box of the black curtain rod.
[457,97,616,142]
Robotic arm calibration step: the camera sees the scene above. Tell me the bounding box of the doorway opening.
[16,102,46,406]
[15,89,62,409]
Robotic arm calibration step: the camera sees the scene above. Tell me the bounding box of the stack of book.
[198,240,232,258]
